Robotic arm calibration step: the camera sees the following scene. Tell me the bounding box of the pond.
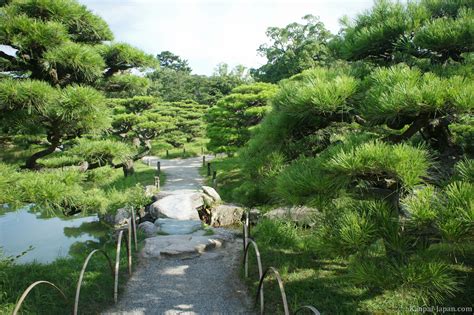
[0,206,110,264]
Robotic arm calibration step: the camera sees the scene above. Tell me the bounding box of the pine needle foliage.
[206,82,277,154]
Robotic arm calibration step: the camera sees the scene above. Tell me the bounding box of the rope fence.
[242,211,321,315]
[12,207,138,315]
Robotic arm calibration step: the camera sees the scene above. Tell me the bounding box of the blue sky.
[79,0,374,75]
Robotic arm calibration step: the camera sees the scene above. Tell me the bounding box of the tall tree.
[0,0,156,169]
[251,15,333,83]
[147,56,249,105]
[157,50,192,73]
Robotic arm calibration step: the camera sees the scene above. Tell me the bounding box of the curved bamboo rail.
[73,249,114,315]
[294,305,321,314]
[243,238,264,314]
[13,208,138,313]
[127,220,132,275]
[114,226,132,303]
[12,281,67,315]
[130,207,138,251]
[242,210,320,315]
[256,267,290,315]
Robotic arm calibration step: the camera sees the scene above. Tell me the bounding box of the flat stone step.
[155,218,202,235]
[141,230,232,259]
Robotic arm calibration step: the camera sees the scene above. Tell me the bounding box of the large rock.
[264,206,319,226]
[154,218,202,235]
[151,191,173,202]
[142,233,225,259]
[149,192,203,220]
[211,204,244,227]
[138,221,158,237]
[202,186,221,203]
[100,208,130,226]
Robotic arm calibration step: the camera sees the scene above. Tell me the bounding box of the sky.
[79,0,374,75]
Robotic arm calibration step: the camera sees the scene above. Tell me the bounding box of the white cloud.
[79,0,374,75]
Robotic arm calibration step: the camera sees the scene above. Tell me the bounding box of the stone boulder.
[264,206,318,226]
[202,193,216,208]
[151,191,173,202]
[202,186,221,203]
[211,204,244,227]
[149,192,203,220]
[138,221,158,237]
[100,207,130,226]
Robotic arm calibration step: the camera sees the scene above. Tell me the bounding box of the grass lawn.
[0,145,165,314]
[244,219,474,314]
[0,229,148,314]
[208,156,474,314]
[199,155,245,202]
[85,160,166,192]
[150,138,210,159]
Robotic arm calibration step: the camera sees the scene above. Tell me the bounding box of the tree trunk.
[122,159,135,177]
[385,117,429,143]
[24,141,60,170]
[424,118,456,154]
[132,137,141,147]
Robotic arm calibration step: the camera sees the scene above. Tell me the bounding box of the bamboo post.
[207,162,211,176]
[127,221,132,275]
[202,155,206,167]
[212,170,217,188]
[157,161,161,176]
[154,175,160,190]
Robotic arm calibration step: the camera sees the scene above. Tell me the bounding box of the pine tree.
[0,0,156,169]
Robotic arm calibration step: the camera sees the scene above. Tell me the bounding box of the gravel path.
[103,156,255,315]
[104,239,254,315]
[145,156,214,193]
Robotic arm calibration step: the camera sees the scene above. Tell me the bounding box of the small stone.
[264,206,318,226]
[202,186,221,203]
[100,207,130,226]
[138,221,158,237]
[211,204,244,227]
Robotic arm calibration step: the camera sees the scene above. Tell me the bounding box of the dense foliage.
[148,59,251,105]
[0,0,156,170]
[251,15,333,83]
[216,0,473,309]
[206,82,277,154]
[0,0,158,217]
[110,96,208,149]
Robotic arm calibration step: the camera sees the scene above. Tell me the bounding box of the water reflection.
[0,207,109,264]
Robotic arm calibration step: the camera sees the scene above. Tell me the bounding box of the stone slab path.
[103,156,255,315]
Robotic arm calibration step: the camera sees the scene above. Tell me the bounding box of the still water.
[0,206,109,264]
